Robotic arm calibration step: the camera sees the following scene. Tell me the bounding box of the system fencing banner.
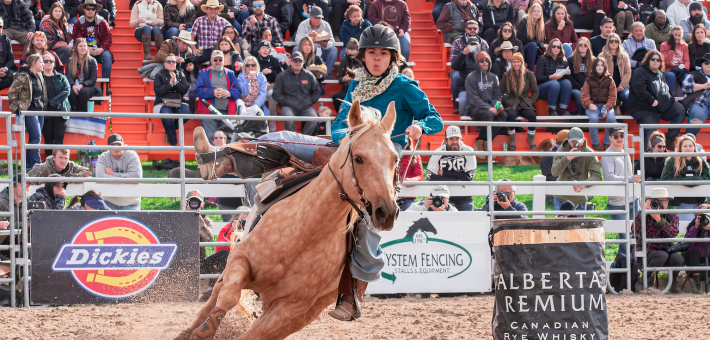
[31,211,200,304]
[367,211,492,294]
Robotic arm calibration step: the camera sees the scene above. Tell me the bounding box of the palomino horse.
[175,101,401,340]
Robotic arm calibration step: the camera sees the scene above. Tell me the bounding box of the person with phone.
[551,127,602,213]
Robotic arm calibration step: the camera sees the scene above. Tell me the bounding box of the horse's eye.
[354,156,364,164]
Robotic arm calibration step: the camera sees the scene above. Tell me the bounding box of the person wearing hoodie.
[452,35,484,118]
[480,178,529,219]
[501,52,538,150]
[368,0,411,61]
[8,53,46,170]
[623,21,657,69]
[646,10,672,50]
[29,174,67,210]
[71,0,113,79]
[450,21,489,115]
[436,0,478,44]
[339,5,371,60]
[680,2,709,43]
[634,131,669,181]
[425,126,476,211]
[551,127,603,211]
[466,51,504,155]
[40,3,71,64]
[628,49,686,149]
[97,134,143,210]
[582,57,617,150]
[481,0,515,45]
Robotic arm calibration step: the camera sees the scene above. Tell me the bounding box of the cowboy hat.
[695,52,710,68]
[173,30,197,45]
[201,0,224,13]
[79,0,103,13]
[648,187,674,200]
[494,41,519,55]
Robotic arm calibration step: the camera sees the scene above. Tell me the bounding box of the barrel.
[490,218,608,340]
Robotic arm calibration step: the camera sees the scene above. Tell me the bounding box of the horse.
[174,101,401,340]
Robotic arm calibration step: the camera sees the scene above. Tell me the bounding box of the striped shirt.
[192,15,230,49]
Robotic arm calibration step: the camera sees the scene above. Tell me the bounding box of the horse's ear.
[380,101,397,135]
[348,100,362,128]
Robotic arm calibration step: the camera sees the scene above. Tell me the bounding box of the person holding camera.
[480,178,528,219]
[425,126,476,211]
[407,185,458,212]
[661,134,710,222]
[185,190,214,261]
[633,187,683,292]
[666,203,710,294]
[551,126,602,212]
[28,174,67,210]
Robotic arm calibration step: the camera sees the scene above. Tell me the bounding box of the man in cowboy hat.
[681,52,710,130]
[191,0,230,64]
[72,0,113,79]
[143,30,195,66]
[0,0,34,54]
[491,40,517,80]
[632,187,683,292]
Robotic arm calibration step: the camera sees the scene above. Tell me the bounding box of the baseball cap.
[84,196,110,210]
[445,126,462,139]
[559,200,577,211]
[309,6,324,18]
[258,40,271,49]
[556,129,569,143]
[291,51,304,61]
[568,127,584,143]
[186,190,204,202]
[211,50,225,59]
[609,127,624,137]
[430,185,450,198]
[107,134,124,145]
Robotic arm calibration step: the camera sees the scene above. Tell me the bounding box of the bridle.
[328,124,373,227]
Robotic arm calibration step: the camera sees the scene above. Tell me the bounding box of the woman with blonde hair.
[8,53,46,169]
[236,55,269,135]
[569,37,594,114]
[162,0,196,41]
[501,52,539,150]
[661,134,710,221]
[518,3,546,70]
[599,33,631,113]
[66,38,101,113]
[20,31,64,73]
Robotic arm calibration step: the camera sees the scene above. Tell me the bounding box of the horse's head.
[336,100,399,231]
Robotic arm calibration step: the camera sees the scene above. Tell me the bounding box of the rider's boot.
[194,127,236,180]
[328,279,368,321]
[190,307,226,340]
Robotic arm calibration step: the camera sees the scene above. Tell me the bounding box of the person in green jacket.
[660,134,710,221]
[551,127,603,213]
[40,51,71,158]
[646,10,673,50]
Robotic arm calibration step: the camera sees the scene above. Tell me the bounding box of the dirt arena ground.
[3,292,710,340]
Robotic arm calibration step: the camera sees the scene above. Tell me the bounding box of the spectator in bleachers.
[491,40,516,80]
[406,185,458,211]
[330,1,366,42]
[680,2,709,43]
[634,131,668,181]
[241,0,282,59]
[401,67,414,79]
[42,0,80,26]
[536,38,573,116]
[666,0,691,26]
[0,0,35,54]
[623,21,656,70]
[489,21,524,58]
[551,127,602,211]
[501,52,538,150]
[196,50,243,141]
[163,0,197,41]
[191,0,230,64]
[8,53,45,169]
[221,25,250,58]
[581,57,618,149]
[294,6,336,77]
[684,53,710,135]
[82,0,115,28]
[272,51,320,135]
[569,37,592,114]
[237,55,269,117]
[312,105,331,135]
[465,52,506,152]
[396,142,423,211]
[40,51,70,150]
[628,50,685,150]
[450,20,488,115]
[509,0,528,26]
[544,4,577,58]
[541,129,568,181]
[0,18,14,93]
[689,24,710,67]
[193,0,239,29]
[72,0,113,80]
[426,126,476,210]
[184,56,198,111]
[646,10,672,50]
[661,134,710,221]
[600,32,631,113]
[214,36,243,71]
[662,25,690,93]
[368,0,411,61]
[40,3,72,65]
[130,0,165,61]
[289,0,328,38]
[333,38,359,113]
[518,3,546,70]
[66,38,101,113]
[612,0,638,36]
[432,0,449,24]
[143,29,195,67]
[97,133,143,210]
[452,35,484,117]
[20,31,64,73]
[675,203,710,294]
[436,0,478,44]
[590,17,614,56]
[578,0,609,37]
[259,0,291,37]
[29,174,66,210]
[255,40,281,131]
[254,28,286,62]
[481,178,529,218]
[66,190,110,210]
[340,5,370,60]
[481,0,515,45]
[154,54,190,146]
[28,148,90,176]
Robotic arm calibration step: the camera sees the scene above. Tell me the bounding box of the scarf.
[350,64,399,103]
[243,78,260,106]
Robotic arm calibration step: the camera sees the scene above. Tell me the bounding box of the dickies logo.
[52,216,178,299]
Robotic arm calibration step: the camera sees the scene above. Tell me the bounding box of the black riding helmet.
[359,24,400,51]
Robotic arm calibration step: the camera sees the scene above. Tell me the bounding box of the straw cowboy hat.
[79,0,103,13]
[648,187,674,200]
[201,0,224,12]
[494,41,519,55]
[173,30,197,45]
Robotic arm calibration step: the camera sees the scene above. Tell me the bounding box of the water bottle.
[600,105,607,117]
[503,142,507,151]
[91,157,97,177]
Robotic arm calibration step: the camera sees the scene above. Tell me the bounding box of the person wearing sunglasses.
[241,0,283,53]
[19,31,65,73]
[196,49,243,142]
[646,9,672,50]
[535,38,573,116]
[464,51,504,155]
[39,51,71,152]
[628,50,686,150]
[489,21,524,62]
[634,131,669,182]
[600,32,632,115]
[7,53,46,169]
[661,25,690,94]
[72,0,113,79]
[450,20,489,115]
[234,55,269,136]
[480,0,515,45]
[682,52,710,136]
[154,54,190,146]
[0,0,35,54]
[28,174,68,211]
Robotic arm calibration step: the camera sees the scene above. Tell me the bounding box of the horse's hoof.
[171,329,192,340]
[190,307,226,340]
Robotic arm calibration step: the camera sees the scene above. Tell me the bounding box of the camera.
[431,195,444,208]
[683,165,699,177]
[586,202,597,210]
[650,199,662,210]
[27,200,46,210]
[570,141,581,149]
[699,214,710,227]
[187,196,203,210]
[496,191,508,202]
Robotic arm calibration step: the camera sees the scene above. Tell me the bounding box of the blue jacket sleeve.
[331,81,357,143]
[402,80,443,135]
[228,72,241,99]
[195,70,214,99]
[255,74,267,107]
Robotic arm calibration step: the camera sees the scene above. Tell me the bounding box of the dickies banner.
[31,211,200,304]
[490,219,609,340]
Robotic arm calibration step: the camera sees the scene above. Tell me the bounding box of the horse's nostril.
[374,207,387,223]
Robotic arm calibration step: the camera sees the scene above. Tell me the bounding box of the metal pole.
[624,125,632,291]
[179,118,186,211]
[640,127,647,289]
[19,113,29,306]
[487,126,493,217]
[5,114,15,307]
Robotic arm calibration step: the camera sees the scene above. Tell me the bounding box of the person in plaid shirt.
[241,0,283,52]
[71,0,113,79]
[191,0,230,64]
[632,187,683,292]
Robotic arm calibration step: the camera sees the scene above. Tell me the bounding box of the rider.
[191,24,443,321]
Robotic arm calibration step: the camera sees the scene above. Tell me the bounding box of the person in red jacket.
[215,207,249,253]
[544,4,577,58]
[397,143,423,211]
[661,25,691,94]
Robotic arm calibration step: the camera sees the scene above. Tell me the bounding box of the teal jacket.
[331,74,443,148]
[44,71,71,113]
